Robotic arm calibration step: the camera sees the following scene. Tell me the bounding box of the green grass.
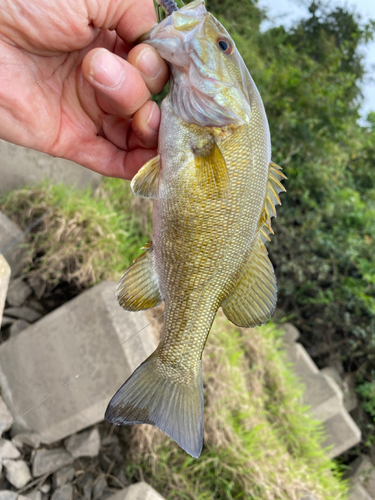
[1,179,348,498]
[0,178,152,293]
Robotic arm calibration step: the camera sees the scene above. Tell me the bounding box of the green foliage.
[357,380,375,420]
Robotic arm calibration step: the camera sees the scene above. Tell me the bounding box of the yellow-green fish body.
[105,0,286,458]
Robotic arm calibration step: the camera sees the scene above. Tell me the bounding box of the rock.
[40,481,51,494]
[6,280,32,307]
[32,448,74,477]
[0,439,21,459]
[285,342,319,377]
[53,466,75,489]
[9,320,29,337]
[0,212,27,277]
[0,139,102,196]
[109,482,166,500]
[0,255,11,325]
[3,459,32,488]
[0,396,13,435]
[4,307,41,323]
[93,476,107,500]
[285,342,361,458]
[0,491,18,500]
[1,316,15,327]
[51,484,73,500]
[23,490,42,500]
[78,473,94,500]
[321,366,358,413]
[12,432,41,449]
[0,282,157,443]
[64,427,100,458]
[280,322,300,344]
[348,484,372,500]
[345,455,375,498]
[321,410,361,458]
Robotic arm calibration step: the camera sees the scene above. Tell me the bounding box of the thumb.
[88,0,158,45]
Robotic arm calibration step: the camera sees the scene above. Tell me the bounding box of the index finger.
[88,0,158,45]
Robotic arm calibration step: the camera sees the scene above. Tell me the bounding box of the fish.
[105,0,286,458]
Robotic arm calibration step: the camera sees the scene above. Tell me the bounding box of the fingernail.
[90,49,124,88]
[136,48,161,79]
[146,102,159,132]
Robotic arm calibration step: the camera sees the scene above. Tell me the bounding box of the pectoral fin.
[195,142,230,199]
[131,155,161,199]
[117,241,163,311]
[222,238,277,328]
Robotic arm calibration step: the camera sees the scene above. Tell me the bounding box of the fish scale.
[105,0,286,458]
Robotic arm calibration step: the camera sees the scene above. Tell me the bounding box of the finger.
[69,135,156,180]
[128,100,160,150]
[127,44,169,95]
[102,100,160,151]
[88,0,158,45]
[82,48,151,119]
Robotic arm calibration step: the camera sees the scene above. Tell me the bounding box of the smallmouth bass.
[105,0,286,458]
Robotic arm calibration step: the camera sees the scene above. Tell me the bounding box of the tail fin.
[105,355,204,458]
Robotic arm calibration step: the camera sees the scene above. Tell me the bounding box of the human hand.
[0,0,168,180]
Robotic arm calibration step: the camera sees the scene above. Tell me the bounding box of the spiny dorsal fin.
[131,155,161,199]
[260,162,287,243]
[195,142,230,199]
[222,237,277,328]
[116,241,163,311]
[264,162,287,224]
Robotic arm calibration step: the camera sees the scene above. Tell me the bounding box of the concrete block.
[0,140,102,195]
[281,323,300,344]
[348,484,372,500]
[0,254,11,323]
[110,482,166,500]
[345,455,375,498]
[0,212,27,276]
[0,281,157,443]
[285,343,319,377]
[300,371,342,421]
[322,409,361,458]
[321,366,358,412]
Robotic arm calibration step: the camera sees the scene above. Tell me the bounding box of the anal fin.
[131,155,161,199]
[222,238,277,328]
[117,241,163,311]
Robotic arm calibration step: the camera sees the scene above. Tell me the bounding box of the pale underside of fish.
[105,0,286,458]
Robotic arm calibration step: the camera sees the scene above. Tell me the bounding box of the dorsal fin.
[131,155,161,199]
[117,242,163,311]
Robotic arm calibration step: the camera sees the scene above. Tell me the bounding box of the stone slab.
[0,212,27,276]
[109,482,166,500]
[321,366,358,413]
[300,372,342,421]
[348,484,372,500]
[281,323,300,344]
[285,343,319,377]
[322,409,361,458]
[0,254,11,323]
[0,281,157,443]
[0,140,102,195]
[345,455,375,498]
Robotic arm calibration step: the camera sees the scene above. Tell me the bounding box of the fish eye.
[217,36,233,55]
